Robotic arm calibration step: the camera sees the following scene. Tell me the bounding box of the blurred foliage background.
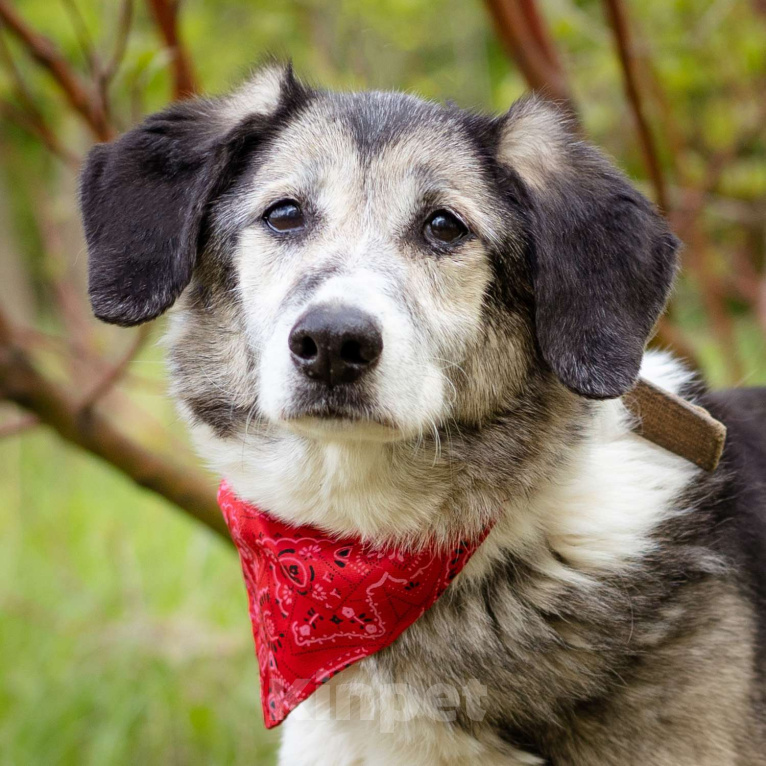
[0,0,764,764]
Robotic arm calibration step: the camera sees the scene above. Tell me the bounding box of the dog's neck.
[216,430,457,544]
[191,351,700,571]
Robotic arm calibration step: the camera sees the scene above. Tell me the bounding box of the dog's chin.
[284,414,404,443]
[277,394,406,443]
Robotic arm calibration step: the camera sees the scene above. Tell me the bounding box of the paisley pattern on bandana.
[218,481,492,728]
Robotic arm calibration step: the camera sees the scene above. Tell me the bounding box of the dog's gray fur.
[80,64,766,764]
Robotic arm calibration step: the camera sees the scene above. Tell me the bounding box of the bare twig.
[0,101,80,167]
[35,198,96,357]
[60,0,97,75]
[0,33,80,166]
[484,0,577,119]
[17,327,164,394]
[602,0,668,212]
[15,329,193,457]
[664,147,758,384]
[0,307,228,540]
[102,0,133,85]
[145,0,197,98]
[0,0,113,140]
[79,325,151,412]
[0,29,42,113]
[689,231,745,383]
[93,0,134,131]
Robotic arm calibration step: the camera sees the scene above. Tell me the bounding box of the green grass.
[0,431,278,766]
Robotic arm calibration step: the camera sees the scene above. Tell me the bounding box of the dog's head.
[81,64,678,451]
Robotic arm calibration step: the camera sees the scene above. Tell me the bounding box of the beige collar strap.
[622,379,727,472]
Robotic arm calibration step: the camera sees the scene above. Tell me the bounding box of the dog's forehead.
[269,92,484,177]
[325,90,468,150]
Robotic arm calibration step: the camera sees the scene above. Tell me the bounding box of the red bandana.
[218,481,491,728]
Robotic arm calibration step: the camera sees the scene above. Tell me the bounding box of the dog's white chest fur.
[279,695,545,766]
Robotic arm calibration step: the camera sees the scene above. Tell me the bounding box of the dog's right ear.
[80,64,300,327]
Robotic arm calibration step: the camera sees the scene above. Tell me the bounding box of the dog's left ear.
[496,97,679,399]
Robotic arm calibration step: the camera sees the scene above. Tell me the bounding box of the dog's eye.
[264,200,305,233]
[424,210,469,246]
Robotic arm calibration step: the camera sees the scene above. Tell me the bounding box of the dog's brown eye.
[264,200,305,233]
[424,210,469,246]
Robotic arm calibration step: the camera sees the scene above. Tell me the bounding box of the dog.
[80,63,766,765]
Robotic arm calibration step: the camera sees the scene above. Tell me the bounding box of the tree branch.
[0,0,113,140]
[79,324,151,411]
[19,328,139,381]
[102,0,133,85]
[0,101,80,167]
[0,31,81,167]
[602,0,668,212]
[0,310,229,541]
[484,0,577,119]
[145,0,197,99]
[60,0,98,76]
[517,0,561,69]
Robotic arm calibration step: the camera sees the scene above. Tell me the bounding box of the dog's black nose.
[289,305,383,386]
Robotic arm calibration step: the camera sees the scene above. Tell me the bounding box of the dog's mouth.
[281,388,401,441]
